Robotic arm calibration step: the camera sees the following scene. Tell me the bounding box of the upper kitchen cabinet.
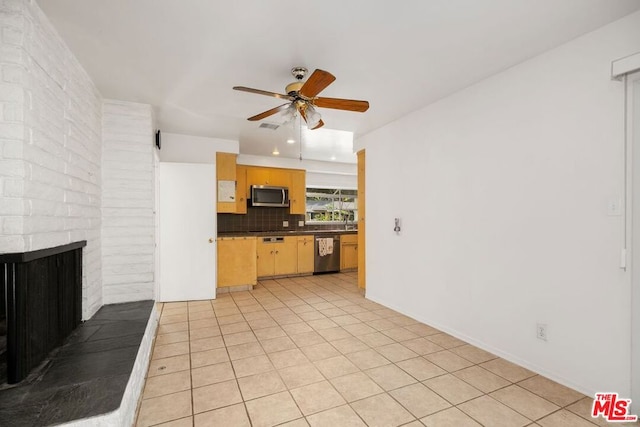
[245,165,306,215]
[235,165,247,214]
[216,153,247,214]
[289,169,306,215]
[246,166,290,189]
[216,152,237,213]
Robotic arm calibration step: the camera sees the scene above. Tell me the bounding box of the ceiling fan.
[233,67,369,130]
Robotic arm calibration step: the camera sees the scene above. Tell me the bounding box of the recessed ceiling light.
[272,148,280,155]
[330,156,336,161]
[286,138,295,144]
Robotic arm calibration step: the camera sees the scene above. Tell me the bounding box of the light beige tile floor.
[135,272,629,427]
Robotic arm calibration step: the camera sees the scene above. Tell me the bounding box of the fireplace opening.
[0,241,85,385]
[0,278,5,384]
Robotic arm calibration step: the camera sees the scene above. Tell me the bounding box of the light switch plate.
[283,221,289,227]
[298,220,305,227]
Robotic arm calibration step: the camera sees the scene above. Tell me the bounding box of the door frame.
[628,70,640,409]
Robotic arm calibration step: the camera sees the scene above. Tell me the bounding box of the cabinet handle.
[355,245,358,250]
[270,251,274,255]
[276,250,279,254]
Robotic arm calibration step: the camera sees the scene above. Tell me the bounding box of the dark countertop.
[218,229,357,238]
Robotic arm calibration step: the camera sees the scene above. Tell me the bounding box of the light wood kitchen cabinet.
[244,165,306,214]
[289,169,306,215]
[340,234,358,271]
[217,236,257,287]
[246,166,290,189]
[256,236,298,277]
[217,152,237,180]
[297,236,314,274]
[216,153,237,213]
[235,165,247,214]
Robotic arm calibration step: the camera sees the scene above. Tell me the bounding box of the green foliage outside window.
[306,188,357,223]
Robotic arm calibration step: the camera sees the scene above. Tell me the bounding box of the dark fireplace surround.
[0,241,85,384]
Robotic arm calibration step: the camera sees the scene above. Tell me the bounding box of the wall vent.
[259,122,280,130]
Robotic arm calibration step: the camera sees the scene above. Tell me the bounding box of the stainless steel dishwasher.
[314,235,341,274]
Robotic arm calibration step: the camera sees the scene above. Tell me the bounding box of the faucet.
[344,216,355,231]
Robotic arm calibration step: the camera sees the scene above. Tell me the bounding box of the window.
[306,188,357,223]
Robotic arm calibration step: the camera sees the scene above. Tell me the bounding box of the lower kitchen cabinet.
[217,237,257,287]
[297,236,314,274]
[257,236,298,277]
[340,234,358,271]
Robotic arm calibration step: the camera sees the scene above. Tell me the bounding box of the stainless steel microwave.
[250,185,290,207]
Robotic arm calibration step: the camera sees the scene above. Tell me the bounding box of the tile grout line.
[143,273,596,427]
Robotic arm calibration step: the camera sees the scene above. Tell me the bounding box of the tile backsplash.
[217,207,343,233]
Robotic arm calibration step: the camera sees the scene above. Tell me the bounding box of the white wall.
[0,0,103,318]
[158,133,356,188]
[356,10,640,396]
[238,154,357,189]
[102,100,155,304]
[159,132,238,163]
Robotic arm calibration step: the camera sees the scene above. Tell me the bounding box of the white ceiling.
[37,0,640,164]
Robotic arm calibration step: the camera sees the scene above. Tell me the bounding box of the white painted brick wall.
[102,100,155,304]
[0,0,103,319]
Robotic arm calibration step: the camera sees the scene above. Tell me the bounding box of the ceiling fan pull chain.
[299,116,303,161]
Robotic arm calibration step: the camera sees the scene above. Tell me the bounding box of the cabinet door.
[289,170,306,215]
[256,241,275,277]
[274,237,298,275]
[236,165,247,214]
[269,169,290,187]
[217,237,257,286]
[216,153,237,180]
[341,243,358,270]
[217,153,237,213]
[246,166,291,188]
[340,234,358,270]
[246,167,271,187]
[297,237,314,274]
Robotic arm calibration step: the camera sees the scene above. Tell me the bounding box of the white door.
[159,163,216,301]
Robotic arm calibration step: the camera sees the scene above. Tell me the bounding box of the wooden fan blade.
[299,108,324,130]
[233,86,293,101]
[299,69,336,98]
[247,103,291,121]
[314,97,370,112]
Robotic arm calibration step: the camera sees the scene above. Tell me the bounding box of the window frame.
[305,187,358,225]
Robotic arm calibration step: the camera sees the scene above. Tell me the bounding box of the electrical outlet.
[283,221,289,227]
[536,323,548,341]
[298,220,305,227]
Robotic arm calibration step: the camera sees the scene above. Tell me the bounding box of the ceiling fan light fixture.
[281,104,297,124]
[305,105,322,129]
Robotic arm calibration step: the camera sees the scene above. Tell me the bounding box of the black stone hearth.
[0,300,153,426]
[0,241,85,384]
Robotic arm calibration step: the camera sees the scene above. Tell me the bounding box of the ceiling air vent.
[259,122,280,130]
